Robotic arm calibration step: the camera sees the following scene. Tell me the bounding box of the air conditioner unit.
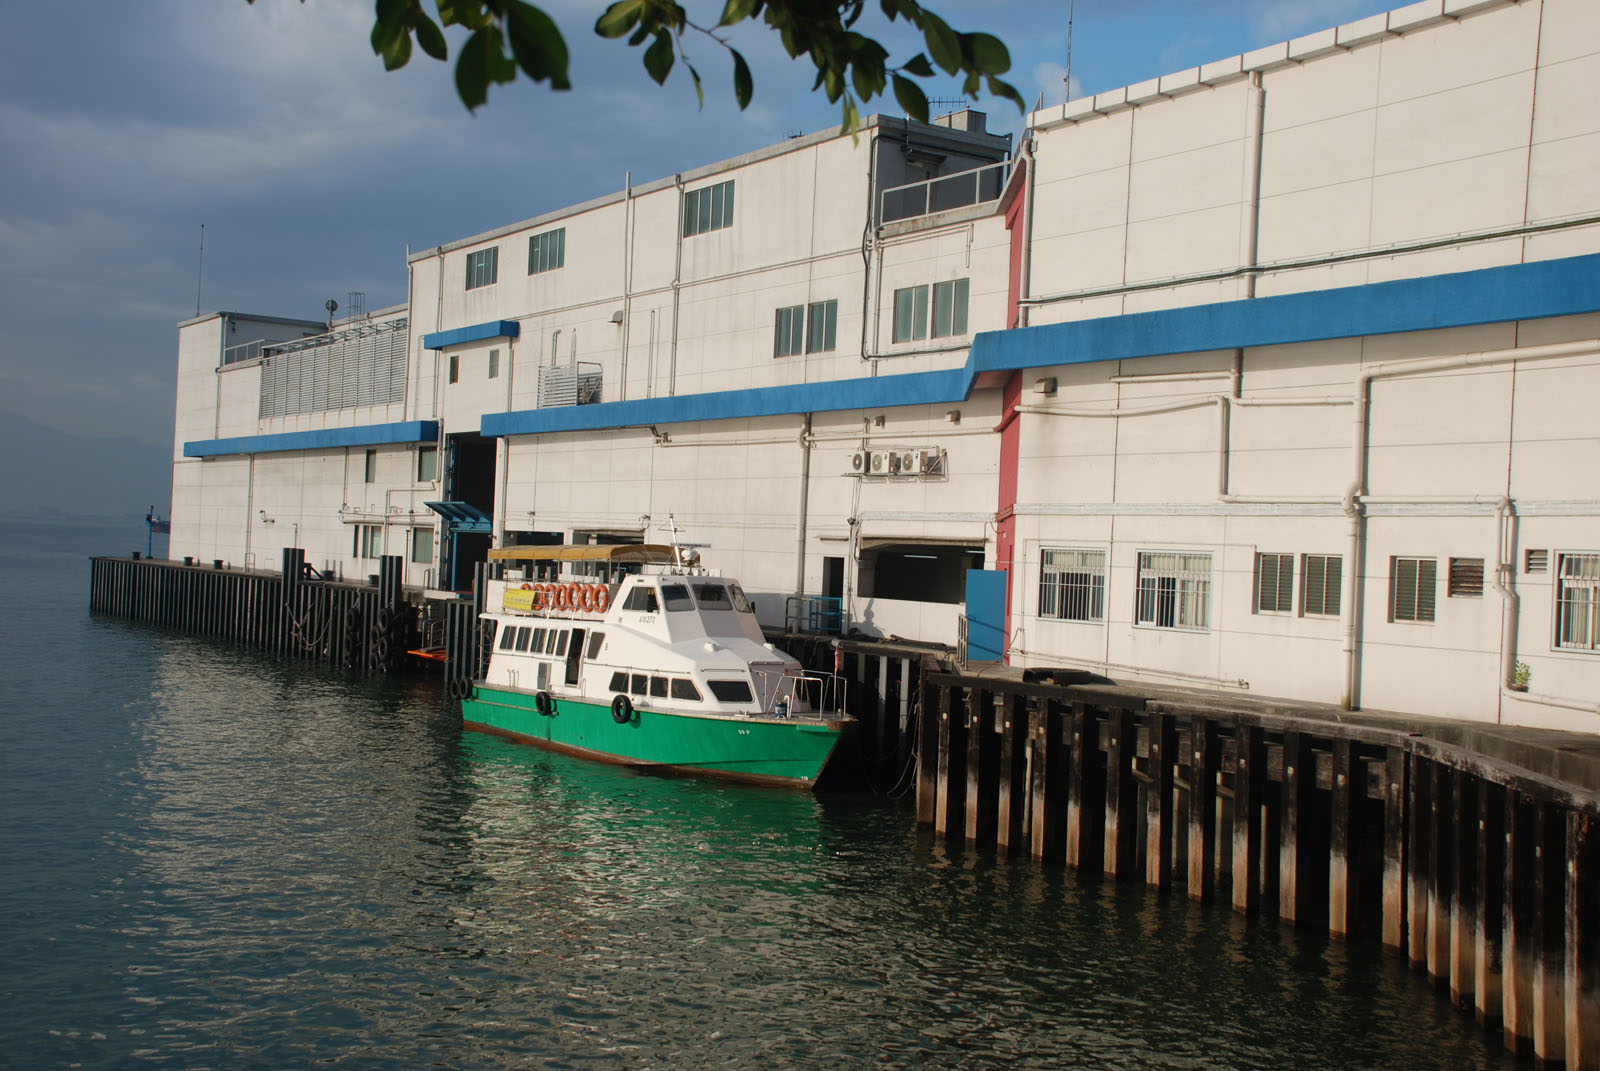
[897,450,922,475]
[868,450,891,475]
[849,451,867,474]
[920,449,943,475]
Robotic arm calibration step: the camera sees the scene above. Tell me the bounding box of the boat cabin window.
[532,627,546,651]
[729,585,753,613]
[650,676,669,698]
[670,678,702,701]
[537,662,550,689]
[586,632,605,658]
[630,673,648,696]
[543,630,559,655]
[692,583,732,610]
[555,631,569,657]
[706,680,754,703]
[622,586,659,613]
[609,671,628,692]
[661,584,694,612]
[499,626,516,650]
[515,627,532,653]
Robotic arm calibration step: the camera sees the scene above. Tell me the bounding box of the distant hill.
[1,409,172,524]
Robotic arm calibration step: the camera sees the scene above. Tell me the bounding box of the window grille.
[528,228,565,274]
[1555,552,1600,652]
[1448,557,1484,598]
[774,305,804,357]
[1302,554,1342,617]
[1391,557,1437,623]
[683,180,734,236]
[1135,551,1211,630]
[1526,549,1548,574]
[258,317,408,419]
[465,247,498,289]
[1039,548,1106,622]
[1255,553,1294,614]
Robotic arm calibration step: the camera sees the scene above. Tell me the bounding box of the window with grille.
[528,228,565,274]
[683,180,734,236]
[1302,554,1342,617]
[1555,552,1600,652]
[1448,557,1484,598]
[1039,548,1106,622]
[465,247,498,289]
[411,527,433,565]
[932,279,969,337]
[1391,557,1437,623]
[1254,553,1294,614]
[806,300,837,353]
[774,305,804,357]
[1135,551,1211,631]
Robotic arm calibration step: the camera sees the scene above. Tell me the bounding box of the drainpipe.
[621,169,633,401]
[794,414,813,604]
[1490,497,1518,720]
[669,173,685,397]
[859,124,885,363]
[1019,135,1037,328]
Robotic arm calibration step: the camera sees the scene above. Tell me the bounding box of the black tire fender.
[611,694,634,724]
[535,691,555,717]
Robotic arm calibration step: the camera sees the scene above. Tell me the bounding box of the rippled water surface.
[1,522,1515,1068]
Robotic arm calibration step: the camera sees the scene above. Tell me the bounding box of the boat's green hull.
[461,685,847,787]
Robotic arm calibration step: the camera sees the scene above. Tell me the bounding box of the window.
[661,584,693,611]
[707,680,754,704]
[622,586,659,613]
[683,180,734,236]
[631,673,648,695]
[932,279,969,337]
[515,628,533,653]
[499,627,516,650]
[670,678,702,701]
[465,247,498,290]
[528,228,565,274]
[1526,549,1549,574]
[893,285,929,342]
[1555,552,1600,651]
[488,348,499,380]
[650,676,669,698]
[363,449,376,484]
[1254,553,1295,614]
[1391,557,1437,623]
[353,524,382,559]
[586,632,604,658]
[806,300,837,353]
[417,445,438,482]
[1135,551,1212,631]
[411,527,434,565]
[1302,554,1342,617]
[693,584,732,610]
[448,353,459,384]
[1449,557,1484,598]
[1039,548,1106,622]
[609,670,628,692]
[774,305,804,357]
[729,584,753,614]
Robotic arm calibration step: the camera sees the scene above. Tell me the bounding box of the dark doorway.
[438,432,497,591]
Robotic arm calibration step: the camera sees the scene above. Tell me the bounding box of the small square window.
[488,348,499,380]
[1302,554,1342,617]
[528,228,565,274]
[1448,557,1484,598]
[465,247,498,290]
[774,305,804,358]
[411,527,434,565]
[363,449,376,484]
[806,300,837,353]
[417,445,438,482]
[448,353,459,384]
[932,279,969,338]
[893,285,929,342]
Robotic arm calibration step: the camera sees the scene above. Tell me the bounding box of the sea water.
[0,521,1514,1068]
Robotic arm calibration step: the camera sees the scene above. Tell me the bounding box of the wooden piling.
[1146,712,1176,890]
[1383,745,1408,952]
[1104,708,1138,878]
[1188,718,1219,902]
[996,693,1027,855]
[1280,731,1312,924]
[1329,738,1353,938]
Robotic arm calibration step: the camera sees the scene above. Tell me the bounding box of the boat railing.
[770,670,848,720]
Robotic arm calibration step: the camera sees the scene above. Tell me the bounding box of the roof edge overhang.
[184,420,440,459]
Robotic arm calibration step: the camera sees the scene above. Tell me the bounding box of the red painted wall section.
[995,371,1023,663]
[1003,159,1028,330]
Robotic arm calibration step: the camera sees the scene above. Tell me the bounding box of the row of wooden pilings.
[913,673,1600,1068]
[88,550,444,676]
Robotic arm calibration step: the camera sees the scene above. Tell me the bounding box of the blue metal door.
[964,569,1007,662]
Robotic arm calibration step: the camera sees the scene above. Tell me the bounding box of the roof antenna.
[1063,0,1076,103]
[195,223,205,317]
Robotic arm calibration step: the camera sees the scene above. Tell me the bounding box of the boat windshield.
[660,583,694,611]
[729,584,753,613]
[692,583,732,610]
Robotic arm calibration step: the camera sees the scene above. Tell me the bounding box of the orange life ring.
[578,585,594,612]
[538,583,554,610]
[520,582,532,590]
[592,584,610,612]
[554,584,569,611]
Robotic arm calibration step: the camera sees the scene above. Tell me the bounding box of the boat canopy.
[487,543,681,564]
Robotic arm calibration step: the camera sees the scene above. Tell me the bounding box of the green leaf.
[456,27,493,109]
[381,30,412,71]
[920,12,961,75]
[688,61,704,109]
[891,74,927,122]
[643,29,674,85]
[413,14,448,61]
[595,0,643,39]
[968,32,1010,76]
[986,75,1026,113]
[900,52,933,78]
[717,0,760,27]
[840,94,860,134]
[731,49,753,110]
[507,2,570,88]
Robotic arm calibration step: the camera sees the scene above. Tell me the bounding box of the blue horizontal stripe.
[422,320,521,350]
[481,252,1600,437]
[184,421,439,458]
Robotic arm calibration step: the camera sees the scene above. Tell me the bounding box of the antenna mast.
[195,223,205,317]
[1064,0,1076,102]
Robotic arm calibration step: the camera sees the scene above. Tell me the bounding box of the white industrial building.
[171,0,1600,731]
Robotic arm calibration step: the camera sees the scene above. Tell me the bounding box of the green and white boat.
[461,544,852,788]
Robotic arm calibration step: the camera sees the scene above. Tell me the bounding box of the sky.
[0,0,1397,452]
